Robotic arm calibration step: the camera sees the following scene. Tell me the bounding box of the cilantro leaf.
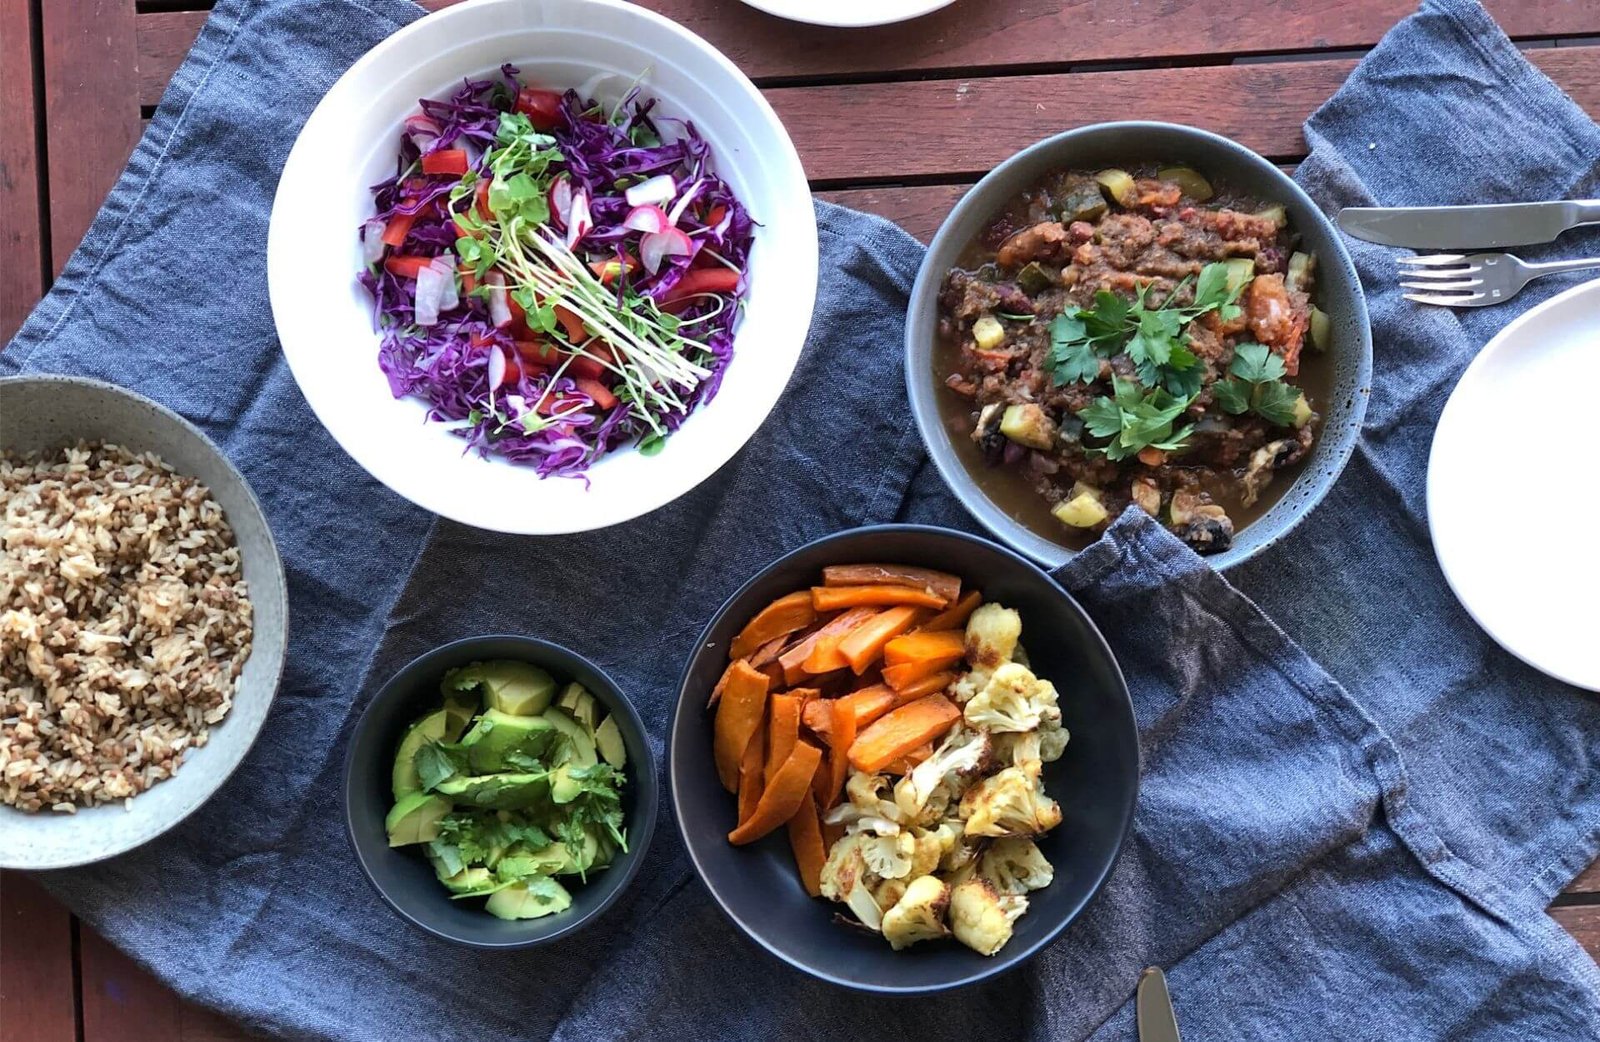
[415,740,468,792]
[1213,379,1251,415]
[1252,381,1301,427]
[428,840,465,877]
[1048,313,1103,385]
[1228,342,1287,384]
[1079,378,1197,460]
[1078,395,1124,439]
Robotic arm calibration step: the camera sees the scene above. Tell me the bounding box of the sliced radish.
[361,221,386,264]
[484,271,513,328]
[622,204,671,235]
[487,345,508,391]
[429,256,459,312]
[667,178,703,227]
[624,174,676,208]
[404,113,442,150]
[549,176,574,226]
[565,189,593,250]
[640,227,694,275]
[414,262,447,326]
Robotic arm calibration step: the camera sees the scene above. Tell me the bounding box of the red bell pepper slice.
[535,393,580,417]
[566,354,606,381]
[476,178,492,221]
[552,305,587,343]
[575,378,618,410]
[664,267,741,302]
[514,88,565,131]
[379,211,417,248]
[588,257,638,285]
[383,254,433,278]
[421,149,469,176]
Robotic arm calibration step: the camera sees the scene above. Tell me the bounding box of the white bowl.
[268,0,817,534]
[734,0,956,27]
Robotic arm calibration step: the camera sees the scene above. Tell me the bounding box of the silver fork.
[1399,252,1600,307]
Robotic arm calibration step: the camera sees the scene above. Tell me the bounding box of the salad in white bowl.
[269,0,816,533]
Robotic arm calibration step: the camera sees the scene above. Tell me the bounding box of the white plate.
[736,0,955,27]
[1428,278,1600,691]
[268,0,817,535]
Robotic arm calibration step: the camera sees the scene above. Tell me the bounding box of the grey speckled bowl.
[0,375,287,868]
[906,121,1373,570]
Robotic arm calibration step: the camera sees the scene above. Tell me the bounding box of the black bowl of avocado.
[344,635,658,948]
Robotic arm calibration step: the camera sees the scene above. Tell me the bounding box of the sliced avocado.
[550,764,582,805]
[541,708,597,767]
[435,771,550,810]
[439,866,494,894]
[550,830,601,876]
[443,661,556,717]
[391,710,450,801]
[557,682,601,731]
[385,793,450,847]
[442,694,478,739]
[460,710,560,773]
[485,879,572,920]
[594,716,626,769]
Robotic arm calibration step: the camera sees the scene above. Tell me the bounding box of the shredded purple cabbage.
[359,66,755,479]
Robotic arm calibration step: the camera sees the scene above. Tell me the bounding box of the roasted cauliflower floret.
[949,878,1027,956]
[820,833,885,931]
[881,875,952,951]
[964,662,1062,733]
[978,836,1055,895]
[824,772,905,835]
[1038,722,1069,762]
[861,831,916,880]
[991,724,1069,770]
[959,765,1063,837]
[893,726,992,825]
[965,604,1022,672]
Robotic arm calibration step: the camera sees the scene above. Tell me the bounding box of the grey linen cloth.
[5,0,1600,1037]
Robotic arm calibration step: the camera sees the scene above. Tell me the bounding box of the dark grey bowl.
[669,525,1138,993]
[905,121,1373,570]
[344,635,658,948]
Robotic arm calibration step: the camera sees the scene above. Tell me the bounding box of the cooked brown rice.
[0,443,252,813]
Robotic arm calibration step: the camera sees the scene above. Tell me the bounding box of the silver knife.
[1137,966,1183,1042]
[1337,200,1600,249]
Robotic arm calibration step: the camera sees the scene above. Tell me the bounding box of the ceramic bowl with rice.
[0,376,286,868]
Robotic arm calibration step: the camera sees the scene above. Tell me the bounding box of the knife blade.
[1136,967,1183,1042]
[1337,199,1600,249]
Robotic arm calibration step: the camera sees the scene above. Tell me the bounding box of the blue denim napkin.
[5,0,1599,1038]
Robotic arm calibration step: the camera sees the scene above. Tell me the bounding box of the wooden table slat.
[78,925,254,1042]
[1550,904,1600,962]
[0,0,45,342]
[0,873,78,1042]
[41,0,142,277]
[133,0,1600,107]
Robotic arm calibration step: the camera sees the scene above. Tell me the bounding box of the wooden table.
[3,1,1600,1037]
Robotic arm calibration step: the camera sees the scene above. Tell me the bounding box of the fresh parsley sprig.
[1078,378,1197,461]
[1046,262,1247,396]
[1212,343,1301,426]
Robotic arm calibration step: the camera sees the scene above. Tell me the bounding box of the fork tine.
[1399,266,1481,279]
[1398,253,1468,267]
[1400,278,1481,291]
[1404,291,1483,307]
